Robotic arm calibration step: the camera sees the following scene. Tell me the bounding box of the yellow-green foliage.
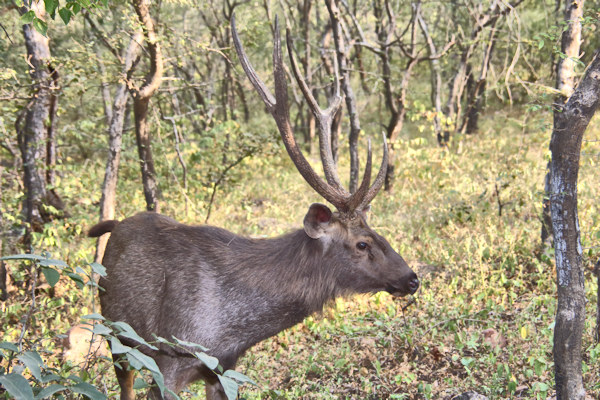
[1,109,599,399]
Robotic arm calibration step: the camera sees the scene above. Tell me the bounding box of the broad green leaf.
[126,348,160,374]
[170,336,208,351]
[35,383,67,399]
[58,8,72,25]
[66,272,85,288]
[195,352,219,370]
[217,375,238,400]
[41,267,60,287]
[18,351,45,381]
[39,373,61,383]
[223,369,256,386]
[109,337,132,355]
[111,321,157,350]
[0,373,34,400]
[69,382,107,400]
[92,323,112,336]
[1,254,43,261]
[32,18,48,37]
[82,313,105,321]
[72,3,81,14]
[133,378,149,390]
[39,258,68,268]
[89,262,106,277]
[0,341,19,352]
[20,11,36,24]
[44,0,59,18]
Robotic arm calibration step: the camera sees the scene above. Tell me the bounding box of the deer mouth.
[386,277,420,297]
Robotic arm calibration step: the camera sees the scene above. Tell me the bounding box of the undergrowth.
[1,108,599,399]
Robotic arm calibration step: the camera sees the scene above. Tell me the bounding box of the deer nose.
[408,277,420,294]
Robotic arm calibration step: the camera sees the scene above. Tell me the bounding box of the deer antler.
[231,14,388,215]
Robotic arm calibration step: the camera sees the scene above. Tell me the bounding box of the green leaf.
[109,337,131,355]
[125,349,166,396]
[18,351,45,381]
[0,373,34,400]
[217,375,239,400]
[69,382,107,400]
[195,352,219,370]
[170,336,208,351]
[32,18,48,37]
[223,369,256,386]
[92,323,112,336]
[89,262,107,277]
[66,272,85,288]
[1,254,44,261]
[41,267,60,287]
[39,373,61,384]
[44,0,59,18]
[132,378,149,390]
[20,11,36,24]
[82,313,105,321]
[0,341,19,352]
[35,383,67,399]
[72,3,81,14]
[58,8,73,25]
[110,321,157,350]
[39,258,68,268]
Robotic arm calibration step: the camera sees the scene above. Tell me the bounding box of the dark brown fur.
[91,207,418,400]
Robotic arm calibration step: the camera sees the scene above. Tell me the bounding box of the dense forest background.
[1,0,600,398]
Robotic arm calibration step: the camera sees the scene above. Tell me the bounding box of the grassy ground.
[1,109,599,399]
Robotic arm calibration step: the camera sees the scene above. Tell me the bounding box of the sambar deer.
[89,16,419,400]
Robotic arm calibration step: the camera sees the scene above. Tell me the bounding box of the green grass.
[1,108,599,399]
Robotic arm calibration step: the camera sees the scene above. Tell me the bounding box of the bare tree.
[550,50,599,400]
[95,35,143,264]
[129,0,164,212]
[325,0,361,193]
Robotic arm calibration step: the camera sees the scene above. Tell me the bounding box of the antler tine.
[285,29,345,192]
[347,139,372,211]
[231,14,276,110]
[232,15,348,210]
[358,133,389,210]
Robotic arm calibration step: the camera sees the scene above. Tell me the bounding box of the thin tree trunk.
[130,0,164,212]
[18,5,54,237]
[95,33,143,264]
[542,0,584,246]
[326,0,360,193]
[550,51,600,400]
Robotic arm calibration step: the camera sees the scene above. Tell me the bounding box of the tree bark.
[17,5,56,235]
[326,0,361,193]
[130,0,164,212]
[550,51,600,400]
[542,0,584,246]
[94,33,143,264]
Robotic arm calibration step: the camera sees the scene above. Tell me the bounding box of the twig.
[17,263,38,351]
[595,260,600,343]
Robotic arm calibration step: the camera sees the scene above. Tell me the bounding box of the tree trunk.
[550,51,600,400]
[542,0,584,247]
[326,0,361,193]
[18,6,55,236]
[130,0,164,212]
[95,33,143,264]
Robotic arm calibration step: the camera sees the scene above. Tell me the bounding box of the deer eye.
[356,242,369,251]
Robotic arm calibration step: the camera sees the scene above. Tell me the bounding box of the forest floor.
[1,109,600,399]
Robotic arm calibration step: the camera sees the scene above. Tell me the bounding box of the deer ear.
[303,203,333,239]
